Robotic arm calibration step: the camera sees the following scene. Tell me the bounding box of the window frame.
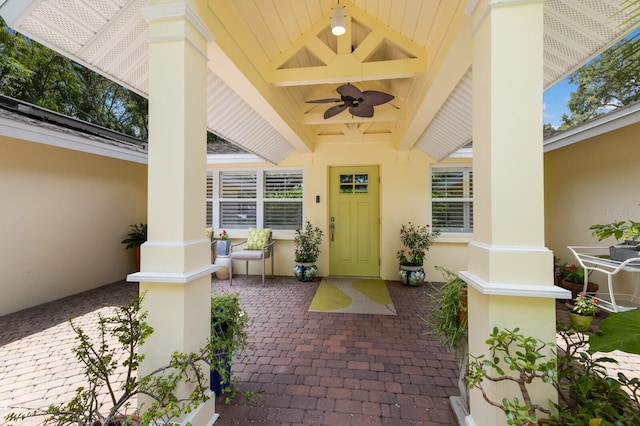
[431,165,474,235]
[208,168,304,232]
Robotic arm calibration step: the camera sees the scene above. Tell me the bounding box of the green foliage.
[556,325,640,425]
[556,263,587,284]
[121,223,147,249]
[560,31,640,129]
[571,293,599,316]
[590,220,640,245]
[466,327,556,425]
[589,308,640,355]
[422,266,467,353]
[4,293,211,425]
[467,325,640,425]
[0,17,148,139]
[397,222,440,266]
[210,292,252,403]
[294,219,324,263]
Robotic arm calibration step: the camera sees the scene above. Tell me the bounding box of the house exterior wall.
[545,123,640,295]
[210,141,472,282]
[0,136,147,316]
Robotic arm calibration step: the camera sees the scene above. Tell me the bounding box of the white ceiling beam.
[270,56,426,86]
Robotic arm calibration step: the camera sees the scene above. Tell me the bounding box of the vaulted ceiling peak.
[268,1,426,88]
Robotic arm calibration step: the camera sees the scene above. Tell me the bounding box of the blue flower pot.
[294,263,317,282]
[210,353,232,396]
[217,240,231,256]
[399,264,425,286]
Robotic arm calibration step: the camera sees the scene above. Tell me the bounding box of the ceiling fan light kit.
[331,4,346,36]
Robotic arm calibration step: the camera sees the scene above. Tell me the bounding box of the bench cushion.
[231,249,269,260]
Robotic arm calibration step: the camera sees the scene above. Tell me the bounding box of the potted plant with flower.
[556,263,598,300]
[568,292,599,331]
[397,222,439,286]
[293,219,324,282]
[217,229,231,256]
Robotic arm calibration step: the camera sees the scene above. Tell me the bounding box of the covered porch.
[1,0,639,424]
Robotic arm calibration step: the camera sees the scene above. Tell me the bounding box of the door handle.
[330,218,335,242]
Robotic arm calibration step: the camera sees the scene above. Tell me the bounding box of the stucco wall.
[545,123,640,295]
[210,141,472,282]
[0,136,147,316]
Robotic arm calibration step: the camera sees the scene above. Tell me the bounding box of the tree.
[0,18,148,140]
[559,32,640,129]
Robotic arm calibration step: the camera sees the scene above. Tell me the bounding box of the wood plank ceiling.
[0,0,638,163]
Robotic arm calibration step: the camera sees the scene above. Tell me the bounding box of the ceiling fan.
[306,83,394,119]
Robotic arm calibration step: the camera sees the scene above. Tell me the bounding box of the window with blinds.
[210,169,303,230]
[218,172,257,228]
[264,171,303,230]
[431,167,473,233]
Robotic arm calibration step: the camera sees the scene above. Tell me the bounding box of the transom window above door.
[208,169,303,230]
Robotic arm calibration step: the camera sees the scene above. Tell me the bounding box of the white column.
[463,0,569,424]
[129,1,218,424]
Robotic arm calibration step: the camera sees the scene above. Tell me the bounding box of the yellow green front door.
[329,166,380,277]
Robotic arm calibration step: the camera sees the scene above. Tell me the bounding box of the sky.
[543,78,575,128]
[543,27,640,129]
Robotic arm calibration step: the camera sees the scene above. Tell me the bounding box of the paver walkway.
[1,275,638,425]
[212,276,458,425]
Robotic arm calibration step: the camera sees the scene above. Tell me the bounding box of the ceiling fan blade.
[359,91,395,106]
[306,98,341,103]
[324,104,348,119]
[337,83,363,99]
[350,104,374,118]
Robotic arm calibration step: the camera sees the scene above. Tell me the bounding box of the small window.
[339,173,368,194]
[431,166,473,233]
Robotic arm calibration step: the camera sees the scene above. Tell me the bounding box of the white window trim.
[209,168,304,238]
[431,164,474,240]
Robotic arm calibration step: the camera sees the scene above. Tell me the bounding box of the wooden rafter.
[268,2,426,87]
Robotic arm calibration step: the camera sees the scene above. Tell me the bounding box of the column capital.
[141,1,214,43]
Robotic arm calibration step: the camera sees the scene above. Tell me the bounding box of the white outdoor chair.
[229,228,275,286]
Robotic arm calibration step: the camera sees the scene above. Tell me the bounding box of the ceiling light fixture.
[331,3,346,36]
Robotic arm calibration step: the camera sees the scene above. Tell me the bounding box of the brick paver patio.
[1,275,638,425]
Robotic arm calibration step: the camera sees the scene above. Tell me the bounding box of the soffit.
[0,0,637,163]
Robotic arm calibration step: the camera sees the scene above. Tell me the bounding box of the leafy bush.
[4,293,211,425]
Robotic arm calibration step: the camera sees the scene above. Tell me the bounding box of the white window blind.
[264,171,303,230]
[431,167,473,233]
[210,169,303,230]
[219,172,257,228]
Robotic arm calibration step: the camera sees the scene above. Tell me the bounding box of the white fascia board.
[0,116,148,164]
[207,153,264,164]
[544,103,640,153]
[447,147,473,158]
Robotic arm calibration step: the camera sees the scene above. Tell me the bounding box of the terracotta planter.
[459,286,468,327]
[133,246,141,271]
